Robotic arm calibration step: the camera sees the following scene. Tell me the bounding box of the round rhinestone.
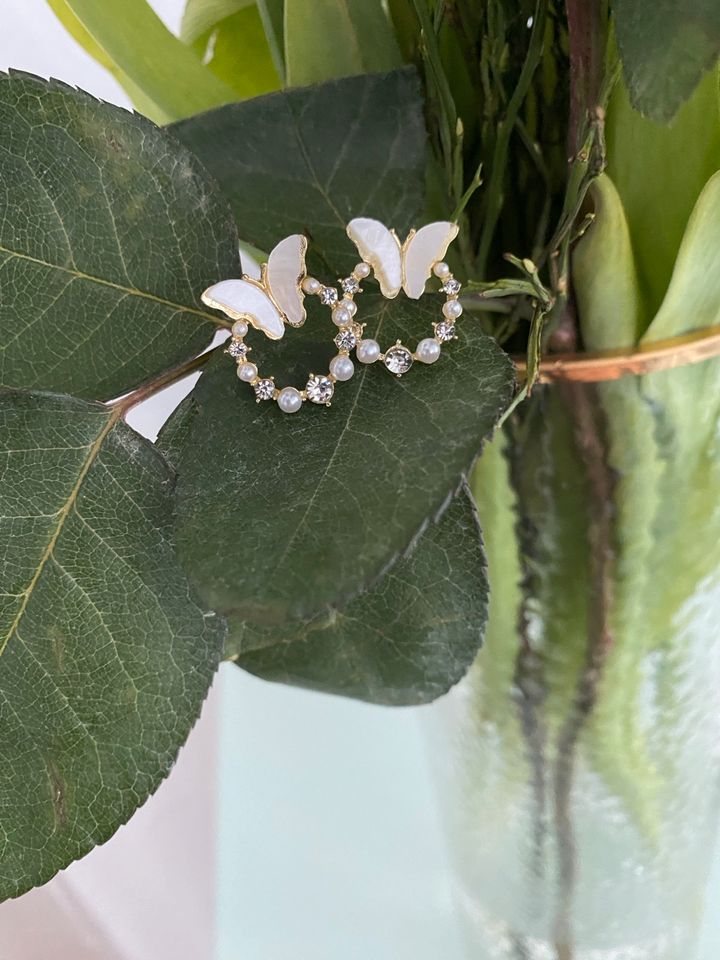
[227,339,247,359]
[442,277,462,295]
[254,378,275,401]
[306,375,335,404]
[320,286,339,306]
[334,328,358,351]
[383,345,414,376]
[435,321,456,342]
[341,276,360,294]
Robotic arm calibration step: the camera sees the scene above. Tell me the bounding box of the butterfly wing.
[202,279,285,340]
[266,234,308,327]
[346,218,403,298]
[402,221,460,299]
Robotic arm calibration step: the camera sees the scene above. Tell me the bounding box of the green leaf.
[52,0,238,121]
[47,0,166,121]
[612,0,720,122]
[256,0,286,80]
[572,174,643,350]
[284,0,402,87]
[181,0,280,99]
[605,70,720,320]
[0,72,239,401]
[171,68,426,276]
[0,389,224,899]
[172,294,514,624]
[180,0,254,41]
[643,169,720,340]
[387,0,421,62]
[227,489,488,705]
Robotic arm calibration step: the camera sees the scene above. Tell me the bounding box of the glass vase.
[426,366,720,959]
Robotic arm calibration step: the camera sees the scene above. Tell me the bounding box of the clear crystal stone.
[306,375,335,404]
[320,286,339,306]
[435,321,456,342]
[334,328,357,351]
[383,345,413,376]
[341,276,360,294]
[227,339,247,359]
[442,277,461,295]
[254,378,275,400]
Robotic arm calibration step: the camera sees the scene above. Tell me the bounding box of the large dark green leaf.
[0,72,239,400]
[172,294,514,623]
[171,68,426,275]
[0,389,224,899]
[613,0,720,121]
[228,490,489,705]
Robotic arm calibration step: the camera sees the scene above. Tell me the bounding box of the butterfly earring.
[338,218,464,377]
[202,235,350,412]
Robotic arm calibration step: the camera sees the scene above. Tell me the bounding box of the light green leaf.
[387,0,420,61]
[643,170,720,340]
[227,490,489,705]
[51,0,238,121]
[572,174,643,350]
[172,294,514,624]
[172,68,426,276]
[180,0,254,42]
[0,72,239,401]
[181,0,280,99]
[586,174,720,827]
[47,0,166,121]
[256,0,286,80]
[0,389,224,899]
[612,0,720,122]
[198,7,280,97]
[284,0,402,87]
[606,70,720,320]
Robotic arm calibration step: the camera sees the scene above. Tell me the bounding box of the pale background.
[0,4,466,958]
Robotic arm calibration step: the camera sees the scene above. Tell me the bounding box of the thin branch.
[110,343,223,415]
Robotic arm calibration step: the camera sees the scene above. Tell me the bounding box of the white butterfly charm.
[202,234,308,340]
[346,218,459,300]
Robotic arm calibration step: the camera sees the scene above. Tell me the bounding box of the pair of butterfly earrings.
[202,218,463,413]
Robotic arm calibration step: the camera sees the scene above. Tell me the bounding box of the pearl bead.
[277,386,303,414]
[231,320,248,337]
[332,305,353,326]
[330,355,354,381]
[340,298,357,316]
[433,261,451,279]
[356,338,381,364]
[237,362,258,382]
[416,338,441,364]
[302,276,321,295]
[442,299,463,319]
[354,262,371,279]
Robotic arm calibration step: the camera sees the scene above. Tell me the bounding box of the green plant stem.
[411,0,457,171]
[475,0,548,279]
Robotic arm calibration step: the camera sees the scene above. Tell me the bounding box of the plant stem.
[566,0,607,154]
[475,0,548,279]
[551,382,615,958]
[111,343,223,414]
